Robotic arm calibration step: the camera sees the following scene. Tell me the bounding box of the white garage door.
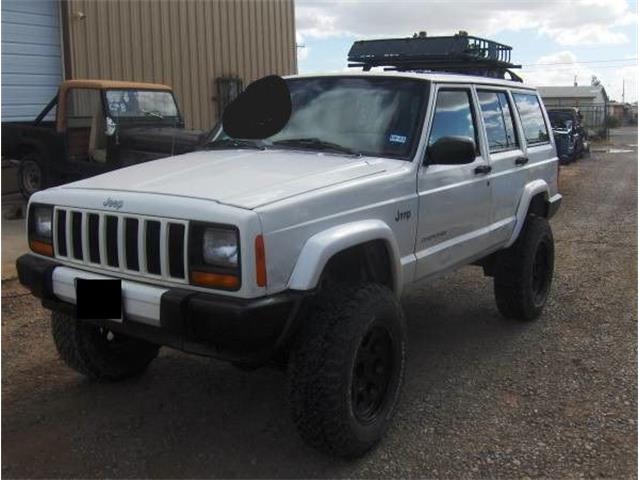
[2,0,63,122]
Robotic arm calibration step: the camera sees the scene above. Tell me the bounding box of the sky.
[295,0,638,102]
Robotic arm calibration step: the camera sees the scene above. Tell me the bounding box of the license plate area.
[75,278,122,321]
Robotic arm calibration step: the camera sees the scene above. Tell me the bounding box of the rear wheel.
[287,283,406,458]
[51,311,159,381]
[494,216,555,321]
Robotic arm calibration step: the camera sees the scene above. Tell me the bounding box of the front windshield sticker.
[389,134,407,144]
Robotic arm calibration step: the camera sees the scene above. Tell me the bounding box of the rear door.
[475,88,528,247]
[414,84,492,280]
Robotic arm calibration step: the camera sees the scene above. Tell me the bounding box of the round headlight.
[33,206,52,239]
[202,228,238,268]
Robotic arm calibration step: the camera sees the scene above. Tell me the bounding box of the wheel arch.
[287,220,403,296]
[506,180,551,248]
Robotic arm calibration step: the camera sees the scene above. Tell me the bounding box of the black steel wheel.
[352,325,395,424]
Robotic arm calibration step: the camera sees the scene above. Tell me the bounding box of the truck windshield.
[218,76,427,160]
[105,89,179,122]
[548,112,574,128]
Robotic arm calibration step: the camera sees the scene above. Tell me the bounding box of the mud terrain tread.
[51,312,159,381]
[494,215,554,321]
[288,283,406,458]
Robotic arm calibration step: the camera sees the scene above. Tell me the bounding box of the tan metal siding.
[64,0,296,130]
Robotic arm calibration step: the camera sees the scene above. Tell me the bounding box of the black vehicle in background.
[547,108,589,164]
[2,79,205,199]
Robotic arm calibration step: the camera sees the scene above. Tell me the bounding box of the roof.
[286,70,537,90]
[537,86,604,99]
[60,79,173,91]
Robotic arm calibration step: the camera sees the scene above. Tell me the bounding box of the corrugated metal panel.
[1,0,63,122]
[65,0,296,130]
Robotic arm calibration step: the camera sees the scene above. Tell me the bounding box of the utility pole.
[622,78,625,104]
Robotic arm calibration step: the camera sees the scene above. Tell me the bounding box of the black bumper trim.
[17,253,306,365]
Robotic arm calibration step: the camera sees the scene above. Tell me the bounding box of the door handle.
[474,164,492,175]
[515,156,529,166]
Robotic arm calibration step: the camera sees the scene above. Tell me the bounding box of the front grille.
[53,207,189,283]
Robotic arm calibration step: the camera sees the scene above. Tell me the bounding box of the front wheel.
[494,216,555,321]
[51,312,159,381]
[287,283,406,458]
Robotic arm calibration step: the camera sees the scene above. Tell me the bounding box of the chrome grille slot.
[52,207,189,284]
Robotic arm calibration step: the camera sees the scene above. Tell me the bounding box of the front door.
[62,88,110,180]
[415,85,492,280]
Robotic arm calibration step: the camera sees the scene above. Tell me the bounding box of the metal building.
[2,0,297,129]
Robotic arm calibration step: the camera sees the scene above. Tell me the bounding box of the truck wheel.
[288,283,406,458]
[18,153,47,200]
[494,215,554,321]
[51,311,159,381]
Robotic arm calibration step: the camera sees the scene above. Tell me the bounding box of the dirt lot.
[2,128,637,478]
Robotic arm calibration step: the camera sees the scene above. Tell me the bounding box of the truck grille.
[53,207,189,283]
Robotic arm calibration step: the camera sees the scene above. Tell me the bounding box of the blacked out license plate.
[75,278,122,321]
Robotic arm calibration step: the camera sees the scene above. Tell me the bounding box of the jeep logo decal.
[103,198,124,210]
[395,209,411,222]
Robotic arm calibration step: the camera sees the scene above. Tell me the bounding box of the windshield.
[105,89,179,122]
[214,76,427,160]
[548,111,574,128]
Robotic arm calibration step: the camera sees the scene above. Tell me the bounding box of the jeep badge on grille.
[103,198,124,210]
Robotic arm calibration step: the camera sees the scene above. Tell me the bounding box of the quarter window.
[428,89,478,152]
[477,90,518,152]
[513,93,550,145]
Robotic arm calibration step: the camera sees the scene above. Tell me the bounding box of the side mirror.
[426,136,476,165]
[222,75,292,139]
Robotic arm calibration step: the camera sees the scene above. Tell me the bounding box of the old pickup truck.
[2,79,205,199]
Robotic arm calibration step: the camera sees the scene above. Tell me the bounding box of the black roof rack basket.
[348,33,523,82]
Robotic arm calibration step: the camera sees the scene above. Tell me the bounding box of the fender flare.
[287,219,403,295]
[506,179,550,247]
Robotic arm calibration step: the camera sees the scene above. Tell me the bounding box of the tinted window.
[513,93,550,145]
[428,90,477,151]
[478,91,518,152]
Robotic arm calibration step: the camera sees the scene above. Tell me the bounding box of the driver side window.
[428,89,478,153]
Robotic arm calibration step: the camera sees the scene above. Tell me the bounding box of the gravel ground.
[2,128,637,478]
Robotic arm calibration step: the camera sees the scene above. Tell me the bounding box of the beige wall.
[63,0,297,130]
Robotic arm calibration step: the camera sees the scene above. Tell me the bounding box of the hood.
[118,126,205,154]
[60,149,394,209]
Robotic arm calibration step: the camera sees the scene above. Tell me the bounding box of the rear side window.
[512,93,550,145]
[477,90,518,152]
[428,89,478,152]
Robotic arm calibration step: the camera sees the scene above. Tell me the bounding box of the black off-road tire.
[18,152,48,200]
[51,311,159,381]
[494,215,555,321]
[288,283,406,458]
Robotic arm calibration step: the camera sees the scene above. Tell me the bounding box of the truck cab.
[2,79,204,199]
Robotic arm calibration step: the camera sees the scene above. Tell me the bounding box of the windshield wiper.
[143,110,165,120]
[205,138,267,150]
[272,138,360,156]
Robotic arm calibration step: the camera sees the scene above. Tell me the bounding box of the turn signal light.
[255,235,267,287]
[190,270,240,290]
[30,239,53,257]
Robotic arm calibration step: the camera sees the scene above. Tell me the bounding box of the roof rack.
[347,32,523,82]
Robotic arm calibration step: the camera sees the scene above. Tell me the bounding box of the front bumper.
[17,254,305,365]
